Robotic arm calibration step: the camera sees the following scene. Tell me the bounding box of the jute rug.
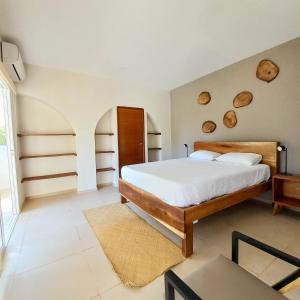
[84,203,184,287]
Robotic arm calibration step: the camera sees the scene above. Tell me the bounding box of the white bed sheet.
[121,158,270,207]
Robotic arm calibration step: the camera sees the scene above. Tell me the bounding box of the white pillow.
[189,150,221,161]
[216,152,262,166]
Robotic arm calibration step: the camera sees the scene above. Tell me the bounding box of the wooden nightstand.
[272,174,300,215]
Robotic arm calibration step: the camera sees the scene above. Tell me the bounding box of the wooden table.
[272,174,300,215]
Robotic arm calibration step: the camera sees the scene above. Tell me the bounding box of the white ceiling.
[0,0,300,90]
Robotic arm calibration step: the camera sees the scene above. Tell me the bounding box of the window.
[0,78,19,251]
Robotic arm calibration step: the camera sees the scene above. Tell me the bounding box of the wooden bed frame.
[119,141,279,257]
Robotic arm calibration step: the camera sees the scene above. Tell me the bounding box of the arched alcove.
[17,95,77,198]
[93,108,163,187]
[94,108,116,188]
[146,113,162,162]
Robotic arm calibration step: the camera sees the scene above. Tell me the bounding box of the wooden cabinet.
[117,106,145,176]
[272,174,300,215]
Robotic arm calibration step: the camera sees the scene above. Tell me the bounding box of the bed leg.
[120,195,128,204]
[182,223,193,258]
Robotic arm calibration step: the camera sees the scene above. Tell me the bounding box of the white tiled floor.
[1,186,299,300]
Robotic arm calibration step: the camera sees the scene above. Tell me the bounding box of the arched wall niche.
[17,95,78,198]
[146,113,162,162]
[94,107,164,188]
[94,107,117,188]
[16,64,172,195]
[17,94,74,133]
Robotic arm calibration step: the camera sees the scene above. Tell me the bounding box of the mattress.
[121,158,270,207]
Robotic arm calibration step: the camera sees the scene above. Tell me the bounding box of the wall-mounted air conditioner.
[0,41,26,82]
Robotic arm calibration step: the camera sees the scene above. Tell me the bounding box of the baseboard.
[77,187,98,194]
[97,183,113,189]
[25,186,106,201]
[253,196,272,204]
[25,189,77,201]
[0,247,4,273]
[253,189,272,204]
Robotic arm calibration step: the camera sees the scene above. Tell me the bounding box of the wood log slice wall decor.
[223,110,237,128]
[197,91,211,105]
[256,59,279,82]
[233,91,253,108]
[202,121,216,133]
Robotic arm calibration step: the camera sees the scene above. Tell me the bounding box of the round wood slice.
[233,91,253,108]
[256,59,279,82]
[202,121,216,133]
[197,91,211,105]
[223,110,237,128]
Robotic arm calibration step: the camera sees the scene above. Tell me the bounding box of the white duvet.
[121,158,270,207]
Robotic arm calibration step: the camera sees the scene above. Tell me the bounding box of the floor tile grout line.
[89,294,101,300]
[100,282,123,297]
[257,244,293,278]
[13,251,83,277]
[260,244,299,279]
[4,188,300,299]
[82,245,100,252]
[6,217,29,278]
[81,245,122,296]
[257,257,277,277]
[20,232,80,249]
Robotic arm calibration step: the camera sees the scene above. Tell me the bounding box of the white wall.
[147,114,162,162]
[171,38,300,176]
[0,61,16,93]
[17,95,77,198]
[17,64,171,199]
[95,108,115,186]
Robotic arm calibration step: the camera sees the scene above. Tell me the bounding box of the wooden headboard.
[194,141,280,176]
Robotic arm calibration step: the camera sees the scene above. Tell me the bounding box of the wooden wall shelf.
[96,167,115,173]
[147,132,161,135]
[21,172,78,183]
[95,133,114,136]
[18,133,76,137]
[148,147,162,150]
[19,153,77,160]
[96,150,115,154]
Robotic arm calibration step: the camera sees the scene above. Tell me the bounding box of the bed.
[119,141,279,257]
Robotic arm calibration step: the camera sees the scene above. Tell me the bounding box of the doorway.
[0,80,18,247]
[117,106,145,176]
